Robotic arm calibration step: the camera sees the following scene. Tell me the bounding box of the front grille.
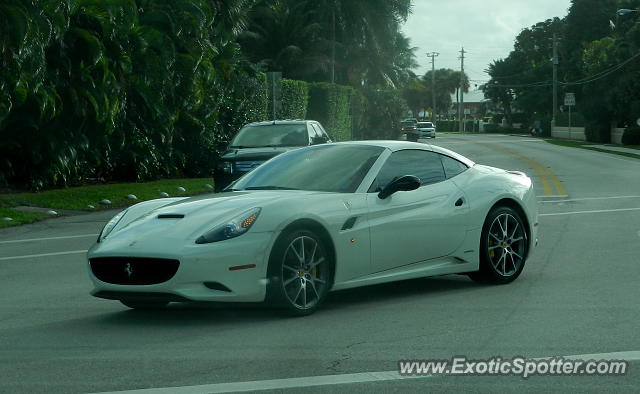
[90,257,180,285]
[234,161,263,172]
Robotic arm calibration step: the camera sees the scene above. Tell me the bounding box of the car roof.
[329,140,475,167]
[246,120,314,126]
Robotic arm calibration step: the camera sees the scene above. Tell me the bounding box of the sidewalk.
[584,145,640,154]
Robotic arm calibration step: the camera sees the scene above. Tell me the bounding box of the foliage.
[307,82,355,141]
[622,126,640,145]
[585,120,611,143]
[403,69,468,118]
[276,79,309,119]
[483,0,640,138]
[0,0,261,189]
[240,0,416,88]
[555,112,586,127]
[360,88,408,139]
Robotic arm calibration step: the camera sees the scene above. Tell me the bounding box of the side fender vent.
[341,216,358,231]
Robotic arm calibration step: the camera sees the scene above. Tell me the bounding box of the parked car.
[87,141,538,316]
[213,120,331,191]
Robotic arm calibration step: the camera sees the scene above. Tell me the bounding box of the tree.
[240,0,416,88]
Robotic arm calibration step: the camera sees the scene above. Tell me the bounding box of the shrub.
[275,79,308,120]
[436,120,457,132]
[585,121,611,143]
[622,126,640,145]
[555,112,585,127]
[360,88,408,140]
[483,123,502,133]
[307,83,355,141]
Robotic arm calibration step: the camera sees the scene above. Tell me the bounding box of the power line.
[482,50,640,89]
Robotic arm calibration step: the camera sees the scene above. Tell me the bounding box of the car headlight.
[195,207,261,244]
[97,210,127,243]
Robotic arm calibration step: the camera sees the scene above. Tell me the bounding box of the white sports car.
[88,141,538,315]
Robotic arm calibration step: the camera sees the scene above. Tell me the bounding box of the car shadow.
[88,275,483,327]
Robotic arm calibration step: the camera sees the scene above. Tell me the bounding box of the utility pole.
[552,33,558,125]
[426,52,439,123]
[458,47,466,132]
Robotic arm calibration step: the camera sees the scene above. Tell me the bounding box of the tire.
[266,229,333,316]
[469,206,528,284]
[120,300,169,310]
[407,135,418,142]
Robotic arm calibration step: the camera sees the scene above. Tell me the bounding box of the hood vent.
[157,214,185,219]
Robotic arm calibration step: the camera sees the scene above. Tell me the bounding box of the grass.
[0,208,47,228]
[544,139,640,160]
[0,178,213,227]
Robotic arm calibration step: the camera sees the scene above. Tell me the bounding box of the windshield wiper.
[243,186,299,190]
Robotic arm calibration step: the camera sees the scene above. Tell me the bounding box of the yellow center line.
[478,143,567,196]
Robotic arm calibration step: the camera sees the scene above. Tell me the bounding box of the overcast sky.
[402,0,572,90]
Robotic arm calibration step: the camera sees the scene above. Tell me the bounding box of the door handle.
[455,197,464,207]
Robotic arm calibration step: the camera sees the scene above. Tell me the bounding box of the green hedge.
[622,126,640,145]
[436,120,457,132]
[307,83,355,141]
[585,121,611,143]
[555,111,585,127]
[275,79,308,120]
[349,90,367,140]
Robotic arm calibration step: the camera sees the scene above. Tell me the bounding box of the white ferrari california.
[87,141,538,315]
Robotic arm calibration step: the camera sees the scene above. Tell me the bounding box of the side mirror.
[311,136,328,145]
[378,175,421,199]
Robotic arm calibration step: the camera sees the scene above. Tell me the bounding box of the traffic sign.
[564,93,576,107]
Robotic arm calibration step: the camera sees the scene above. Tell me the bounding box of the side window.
[368,150,446,192]
[310,123,329,144]
[314,123,331,141]
[439,154,468,179]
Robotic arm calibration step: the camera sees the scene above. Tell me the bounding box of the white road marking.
[0,234,98,244]
[540,207,640,217]
[0,250,88,261]
[537,195,569,200]
[539,195,640,204]
[94,350,640,394]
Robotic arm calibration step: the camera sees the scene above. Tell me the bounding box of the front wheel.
[469,206,528,284]
[267,229,333,316]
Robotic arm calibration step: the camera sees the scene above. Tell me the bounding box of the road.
[1,134,639,393]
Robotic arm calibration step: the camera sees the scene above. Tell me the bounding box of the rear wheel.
[267,229,333,316]
[120,300,168,310]
[469,206,528,284]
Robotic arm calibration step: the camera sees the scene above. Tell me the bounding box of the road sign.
[564,93,576,107]
[464,108,471,115]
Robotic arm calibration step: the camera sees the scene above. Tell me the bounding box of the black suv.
[214,120,332,191]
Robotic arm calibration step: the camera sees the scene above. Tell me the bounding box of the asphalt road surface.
[1,134,639,393]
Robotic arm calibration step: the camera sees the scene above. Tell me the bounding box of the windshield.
[417,122,434,128]
[401,121,417,128]
[231,144,384,193]
[230,124,309,148]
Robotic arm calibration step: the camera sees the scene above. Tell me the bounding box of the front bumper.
[87,232,276,303]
